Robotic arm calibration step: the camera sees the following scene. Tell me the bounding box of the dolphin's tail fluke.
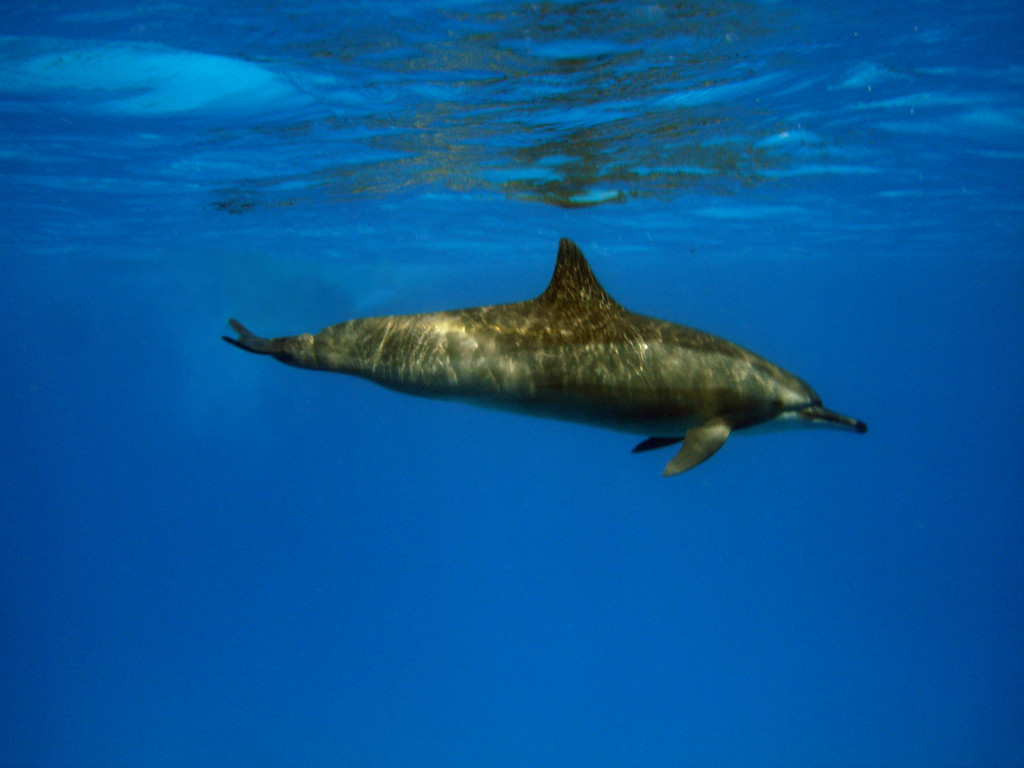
[222,319,279,355]
[800,405,867,433]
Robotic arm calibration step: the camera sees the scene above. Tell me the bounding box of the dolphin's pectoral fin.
[632,436,684,453]
[662,420,731,477]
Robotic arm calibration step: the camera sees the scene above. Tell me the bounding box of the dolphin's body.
[224,238,865,475]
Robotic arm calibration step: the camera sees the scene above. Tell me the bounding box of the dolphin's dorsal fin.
[537,238,622,311]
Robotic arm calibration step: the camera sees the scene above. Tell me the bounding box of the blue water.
[2,1,1022,766]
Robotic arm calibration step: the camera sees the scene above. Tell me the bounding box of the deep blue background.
[2,2,1022,766]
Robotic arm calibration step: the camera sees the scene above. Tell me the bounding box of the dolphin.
[224,238,866,476]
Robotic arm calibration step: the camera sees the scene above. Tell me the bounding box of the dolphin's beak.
[799,405,867,433]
